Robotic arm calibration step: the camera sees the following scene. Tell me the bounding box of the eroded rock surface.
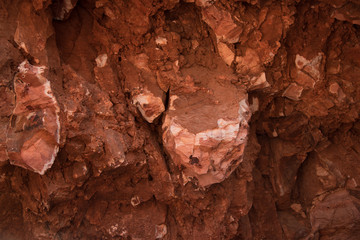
[0,0,360,239]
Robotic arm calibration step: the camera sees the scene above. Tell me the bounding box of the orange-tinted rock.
[1,1,360,239]
[6,61,60,174]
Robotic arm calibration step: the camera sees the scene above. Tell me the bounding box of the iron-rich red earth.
[0,0,360,239]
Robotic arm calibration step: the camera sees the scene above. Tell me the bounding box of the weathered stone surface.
[6,61,60,174]
[162,63,250,187]
[1,1,360,239]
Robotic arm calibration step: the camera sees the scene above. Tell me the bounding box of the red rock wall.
[0,0,360,239]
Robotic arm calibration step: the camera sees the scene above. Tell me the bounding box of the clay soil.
[1,0,360,239]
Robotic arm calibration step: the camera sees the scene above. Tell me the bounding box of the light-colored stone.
[155,37,168,46]
[195,0,212,7]
[131,195,141,207]
[133,90,165,123]
[95,54,108,68]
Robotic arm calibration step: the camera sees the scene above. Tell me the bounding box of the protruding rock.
[249,72,270,90]
[95,54,108,68]
[122,53,166,123]
[155,37,168,46]
[308,190,360,239]
[6,60,60,174]
[162,64,250,187]
[282,83,303,101]
[133,90,165,123]
[104,129,125,168]
[14,1,53,63]
[294,71,315,89]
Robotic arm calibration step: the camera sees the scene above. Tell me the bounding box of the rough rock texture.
[0,0,360,239]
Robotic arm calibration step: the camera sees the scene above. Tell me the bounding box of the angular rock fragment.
[201,5,242,44]
[294,53,323,83]
[235,48,262,77]
[6,60,60,174]
[132,90,165,123]
[162,64,251,187]
[249,72,270,90]
[155,224,167,239]
[217,42,234,66]
[282,83,303,101]
[122,53,166,123]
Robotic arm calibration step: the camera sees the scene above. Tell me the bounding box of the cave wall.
[0,0,360,239]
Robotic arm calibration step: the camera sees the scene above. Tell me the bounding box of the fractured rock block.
[162,64,251,187]
[6,61,60,174]
[122,53,166,123]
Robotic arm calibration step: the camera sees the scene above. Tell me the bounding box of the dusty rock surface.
[0,0,360,239]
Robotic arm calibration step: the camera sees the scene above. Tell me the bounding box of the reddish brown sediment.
[0,0,360,239]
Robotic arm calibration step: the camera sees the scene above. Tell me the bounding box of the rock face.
[0,0,360,240]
